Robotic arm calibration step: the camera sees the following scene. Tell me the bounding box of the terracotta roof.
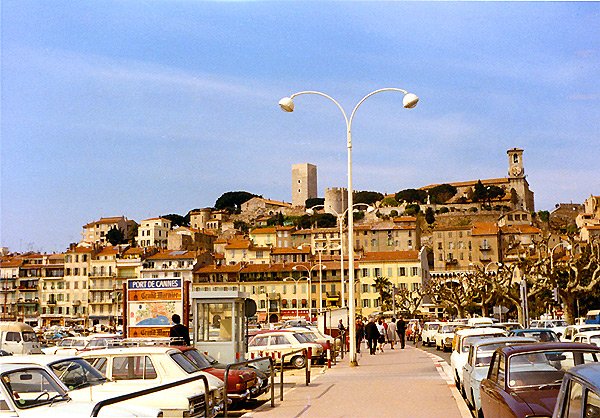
[194,264,242,274]
[225,240,252,250]
[471,222,499,236]
[123,247,144,256]
[360,251,420,262]
[147,250,197,260]
[500,225,542,234]
[67,246,94,254]
[84,216,126,227]
[250,227,277,235]
[141,217,170,223]
[0,258,23,268]
[97,247,119,256]
[421,177,509,190]
[276,226,296,231]
[270,247,310,255]
[393,216,417,222]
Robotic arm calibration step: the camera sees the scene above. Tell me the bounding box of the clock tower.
[508,148,524,178]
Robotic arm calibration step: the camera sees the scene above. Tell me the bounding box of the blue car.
[508,328,560,342]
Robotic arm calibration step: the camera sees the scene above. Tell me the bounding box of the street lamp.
[280,87,419,366]
[292,263,326,319]
[550,241,572,273]
[307,203,374,309]
[283,276,309,319]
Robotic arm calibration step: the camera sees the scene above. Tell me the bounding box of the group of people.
[355,316,422,355]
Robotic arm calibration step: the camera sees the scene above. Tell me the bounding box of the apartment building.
[88,246,119,327]
[0,257,21,321]
[81,216,137,245]
[167,226,216,252]
[221,239,270,265]
[64,246,93,326]
[357,249,429,317]
[136,217,172,248]
[141,250,201,284]
[353,217,420,253]
[39,253,67,327]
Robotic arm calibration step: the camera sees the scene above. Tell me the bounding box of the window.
[387,268,393,277]
[398,267,406,276]
[270,335,289,346]
[362,268,368,277]
[374,268,381,277]
[6,332,21,342]
[111,356,157,380]
[362,299,370,308]
[249,336,268,347]
[362,284,369,293]
[562,380,583,418]
[411,267,419,276]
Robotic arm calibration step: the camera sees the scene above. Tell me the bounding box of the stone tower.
[324,187,348,216]
[507,148,535,212]
[292,163,317,207]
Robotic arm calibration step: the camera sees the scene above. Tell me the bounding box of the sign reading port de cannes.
[127,278,183,338]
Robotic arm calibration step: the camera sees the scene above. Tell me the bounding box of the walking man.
[356,318,364,353]
[396,315,407,349]
[364,317,380,355]
[170,313,191,346]
[387,318,397,350]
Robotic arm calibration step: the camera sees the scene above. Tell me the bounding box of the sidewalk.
[244,344,472,418]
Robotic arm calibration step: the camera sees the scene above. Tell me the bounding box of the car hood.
[511,387,559,417]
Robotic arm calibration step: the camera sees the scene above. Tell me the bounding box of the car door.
[463,346,475,404]
[481,352,503,418]
[269,335,293,360]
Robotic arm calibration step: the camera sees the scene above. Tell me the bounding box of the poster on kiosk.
[127,278,183,338]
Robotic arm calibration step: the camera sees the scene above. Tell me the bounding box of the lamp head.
[402,93,419,109]
[279,97,295,112]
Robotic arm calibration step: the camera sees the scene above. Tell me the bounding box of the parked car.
[0,362,161,417]
[42,334,122,355]
[480,342,600,418]
[183,349,271,399]
[247,330,323,368]
[508,328,561,342]
[552,362,600,418]
[0,322,43,355]
[173,346,259,403]
[562,324,600,342]
[530,319,568,338]
[450,327,507,394]
[467,317,495,328]
[463,336,536,418]
[80,346,226,417]
[421,322,443,347]
[434,322,463,352]
[573,330,600,347]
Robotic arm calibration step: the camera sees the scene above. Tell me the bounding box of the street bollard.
[306,347,311,385]
[326,340,331,368]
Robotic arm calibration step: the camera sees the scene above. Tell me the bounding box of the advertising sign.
[127,278,183,338]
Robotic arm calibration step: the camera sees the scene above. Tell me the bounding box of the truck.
[585,309,600,324]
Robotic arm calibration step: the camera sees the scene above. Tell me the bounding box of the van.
[0,321,43,354]
[586,310,600,324]
[467,317,494,328]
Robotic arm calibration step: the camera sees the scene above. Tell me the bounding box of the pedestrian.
[169,314,191,346]
[387,318,397,350]
[364,317,379,355]
[337,319,346,336]
[376,318,386,352]
[356,318,364,353]
[396,315,407,349]
[413,320,422,347]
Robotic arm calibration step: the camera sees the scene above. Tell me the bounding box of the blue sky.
[1,1,599,253]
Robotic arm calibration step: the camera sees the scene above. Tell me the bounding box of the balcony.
[479,245,492,251]
[47,300,57,306]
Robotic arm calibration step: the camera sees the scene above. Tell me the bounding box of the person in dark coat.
[364,317,380,355]
[170,314,191,346]
[356,318,365,353]
[396,315,407,349]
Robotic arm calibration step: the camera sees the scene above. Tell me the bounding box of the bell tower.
[507,148,525,178]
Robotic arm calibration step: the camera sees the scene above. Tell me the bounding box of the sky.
[1,1,599,254]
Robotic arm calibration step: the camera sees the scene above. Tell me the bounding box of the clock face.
[511,166,522,176]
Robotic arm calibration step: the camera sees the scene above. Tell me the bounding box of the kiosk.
[191,290,249,364]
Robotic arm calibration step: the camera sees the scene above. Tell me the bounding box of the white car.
[462,336,535,417]
[421,322,443,347]
[449,327,506,394]
[531,319,568,338]
[0,362,160,417]
[434,322,463,352]
[80,346,226,417]
[562,324,600,341]
[573,330,600,346]
[248,330,323,368]
[42,334,121,355]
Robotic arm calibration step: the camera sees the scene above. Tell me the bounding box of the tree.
[394,286,425,317]
[537,210,550,223]
[428,184,458,204]
[106,227,125,246]
[161,213,188,227]
[381,196,399,207]
[354,191,383,206]
[404,204,421,216]
[395,189,427,204]
[267,212,285,226]
[305,198,324,209]
[372,277,393,311]
[214,191,258,213]
[425,207,436,225]
[312,213,337,228]
[234,220,250,233]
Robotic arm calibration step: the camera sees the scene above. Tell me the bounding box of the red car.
[174,346,258,404]
[480,342,600,418]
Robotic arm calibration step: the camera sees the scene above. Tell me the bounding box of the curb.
[419,348,473,418]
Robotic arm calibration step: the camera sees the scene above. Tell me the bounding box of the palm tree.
[372,276,393,311]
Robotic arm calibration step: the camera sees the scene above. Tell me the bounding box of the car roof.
[0,354,82,366]
[0,362,49,372]
[456,327,506,336]
[498,342,600,356]
[471,336,536,348]
[574,330,600,337]
[568,362,600,387]
[513,328,557,332]
[78,346,180,356]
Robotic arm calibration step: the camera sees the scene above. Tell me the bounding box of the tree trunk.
[562,295,577,325]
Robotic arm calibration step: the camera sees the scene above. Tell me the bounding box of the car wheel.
[291,355,306,369]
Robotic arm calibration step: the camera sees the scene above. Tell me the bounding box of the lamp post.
[283,276,309,318]
[550,241,572,273]
[293,263,326,320]
[308,203,373,308]
[280,87,418,366]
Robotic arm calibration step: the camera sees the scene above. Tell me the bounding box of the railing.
[91,373,210,417]
[223,356,275,417]
[279,348,310,401]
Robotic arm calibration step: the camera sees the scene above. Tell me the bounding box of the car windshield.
[171,352,200,374]
[301,333,317,342]
[462,334,504,353]
[1,368,69,409]
[183,349,213,369]
[514,330,559,342]
[441,325,458,333]
[427,324,440,331]
[508,349,600,388]
[475,342,530,367]
[50,358,107,390]
[551,320,568,327]
[293,333,311,343]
